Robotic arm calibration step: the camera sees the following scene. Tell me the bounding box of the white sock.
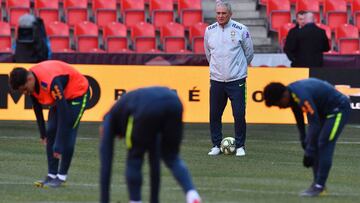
[129,201,142,203]
[57,174,67,181]
[186,190,201,203]
[315,184,323,189]
[48,174,57,179]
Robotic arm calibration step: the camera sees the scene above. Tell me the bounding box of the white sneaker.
[186,190,201,203]
[208,146,221,155]
[236,147,246,156]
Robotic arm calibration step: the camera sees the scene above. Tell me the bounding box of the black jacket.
[284,23,330,68]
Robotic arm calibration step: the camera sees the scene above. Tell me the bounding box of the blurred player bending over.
[263,78,350,197]
[100,86,201,203]
[9,60,89,188]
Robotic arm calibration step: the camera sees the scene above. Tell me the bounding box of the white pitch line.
[0,181,359,197]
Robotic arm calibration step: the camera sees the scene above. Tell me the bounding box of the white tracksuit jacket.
[204,19,254,82]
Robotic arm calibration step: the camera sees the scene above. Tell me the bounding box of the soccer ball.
[220,137,236,155]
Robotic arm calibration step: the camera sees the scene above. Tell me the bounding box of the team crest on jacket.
[40,81,48,90]
[231,30,236,42]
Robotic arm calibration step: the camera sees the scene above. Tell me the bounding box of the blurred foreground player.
[263,78,350,197]
[9,60,89,188]
[100,87,201,203]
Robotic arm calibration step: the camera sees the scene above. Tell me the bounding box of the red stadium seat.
[46,21,71,52]
[63,0,88,28]
[324,50,339,54]
[74,21,99,52]
[149,0,174,29]
[6,0,31,28]
[120,0,145,28]
[353,0,360,29]
[189,22,208,53]
[335,24,360,54]
[160,22,186,53]
[103,22,128,52]
[323,0,348,31]
[267,0,291,31]
[296,0,320,22]
[177,0,203,28]
[85,48,106,53]
[34,0,60,25]
[316,23,332,48]
[131,22,156,52]
[278,23,295,47]
[0,22,12,52]
[93,0,117,28]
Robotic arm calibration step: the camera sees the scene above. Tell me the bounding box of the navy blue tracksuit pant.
[311,105,350,186]
[210,78,246,148]
[46,91,89,175]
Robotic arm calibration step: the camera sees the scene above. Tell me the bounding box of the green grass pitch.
[0,121,359,203]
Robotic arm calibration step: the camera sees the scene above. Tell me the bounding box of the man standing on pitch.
[263,78,351,196]
[9,60,89,188]
[204,0,254,156]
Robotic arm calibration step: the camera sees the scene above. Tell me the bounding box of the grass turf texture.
[0,121,359,203]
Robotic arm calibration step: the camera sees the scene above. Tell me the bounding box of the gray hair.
[216,0,232,14]
[18,14,36,28]
[304,12,314,24]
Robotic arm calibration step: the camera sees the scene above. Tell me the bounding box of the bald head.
[304,12,314,24]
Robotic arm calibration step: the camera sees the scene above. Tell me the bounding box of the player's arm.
[291,103,306,149]
[50,76,71,156]
[240,26,254,65]
[204,29,211,63]
[302,98,321,157]
[31,96,47,141]
[100,113,117,203]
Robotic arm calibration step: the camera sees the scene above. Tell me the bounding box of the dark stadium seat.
[189,22,208,53]
[353,0,360,29]
[267,0,291,31]
[160,22,186,53]
[46,21,71,52]
[103,22,128,52]
[6,0,31,28]
[63,0,88,28]
[177,0,203,28]
[296,0,320,23]
[120,0,145,28]
[93,0,117,28]
[0,22,12,52]
[34,0,60,25]
[131,22,156,52]
[74,21,99,52]
[149,0,174,29]
[323,0,348,31]
[278,23,295,48]
[335,24,360,54]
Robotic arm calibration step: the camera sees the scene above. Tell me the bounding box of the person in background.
[99,86,201,203]
[263,78,351,197]
[13,14,51,63]
[284,10,306,67]
[9,60,89,188]
[283,12,329,68]
[204,0,254,156]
